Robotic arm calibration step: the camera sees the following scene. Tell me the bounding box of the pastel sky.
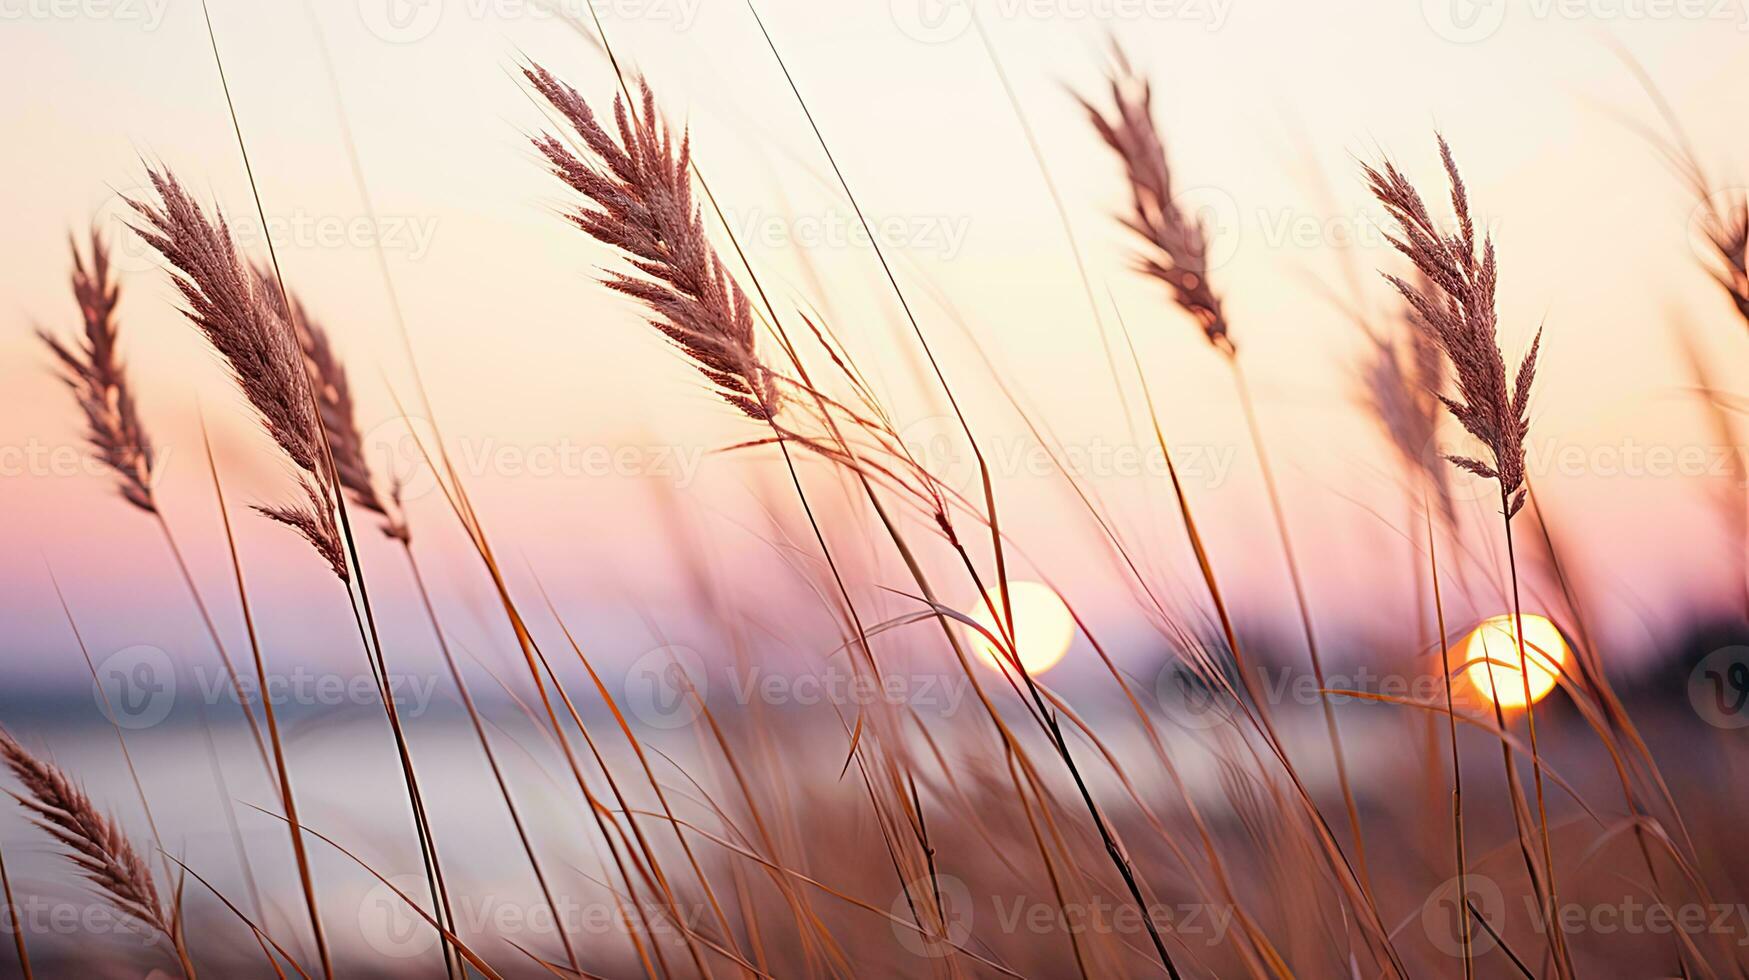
[3,0,1748,686]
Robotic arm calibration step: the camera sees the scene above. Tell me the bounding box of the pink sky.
[3,0,1748,683]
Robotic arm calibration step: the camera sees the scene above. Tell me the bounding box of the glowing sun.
[1460,613,1568,709]
[967,581,1075,677]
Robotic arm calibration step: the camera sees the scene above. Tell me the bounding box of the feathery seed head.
[127,167,348,578]
[525,65,782,423]
[1364,136,1538,518]
[1359,299,1455,528]
[255,264,408,542]
[0,729,169,939]
[38,229,157,513]
[1079,45,1232,353]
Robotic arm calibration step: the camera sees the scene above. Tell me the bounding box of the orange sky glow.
[3,0,1748,683]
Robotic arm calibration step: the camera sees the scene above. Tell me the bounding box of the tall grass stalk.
[0,838,30,980]
[189,6,462,969]
[1425,504,1472,977]
[737,13,1202,972]
[35,227,276,913]
[1079,47,1372,899]
[1366,136,1571,976]
[0,729,197,978]
[199,423,330,979]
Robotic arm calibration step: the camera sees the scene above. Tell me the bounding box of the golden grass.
[3,17,1745,980]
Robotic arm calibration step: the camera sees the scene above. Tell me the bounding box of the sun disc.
[967,581,1075,677]
[1460,613,1568,709]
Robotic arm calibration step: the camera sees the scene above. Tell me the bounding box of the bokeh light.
[1461,613,1569,709]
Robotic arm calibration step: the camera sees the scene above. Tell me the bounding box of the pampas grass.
[269,267,583,972]
[1363,137,1540,520]
[1366,135,1569,978]
[129,164,454,973]
[9,21,1749,980]
[526,65,782,423]
[126,168,347,581]
[0,729,193,978]
[39,222,281,851]
[262,266,409,542]
[1077,45,1230,354]
[1360,277,1453,526]
[0,731,162,934]
[36,230,156,513]
[1617,51,1749,330]
[1082,42,1373,899]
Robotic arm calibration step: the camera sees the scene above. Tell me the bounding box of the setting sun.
[1461,613,1569,709]
[968,581,1076,677]
[5,5,1744,974]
